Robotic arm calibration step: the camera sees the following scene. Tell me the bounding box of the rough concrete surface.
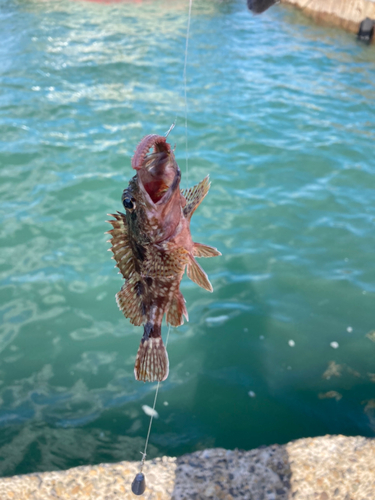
[0,435,375,499]
[281,0,375,34]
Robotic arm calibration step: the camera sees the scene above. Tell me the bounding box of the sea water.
[0,0,375,477]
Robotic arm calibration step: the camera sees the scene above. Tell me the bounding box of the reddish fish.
[107,134,220,382]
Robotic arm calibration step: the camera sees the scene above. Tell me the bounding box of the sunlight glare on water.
[0,0,375,476]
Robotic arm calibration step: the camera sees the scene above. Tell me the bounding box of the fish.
[106,134,221,382]
[247,0,278,14]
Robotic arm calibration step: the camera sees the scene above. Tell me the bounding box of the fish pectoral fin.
[116,277,144,326]
[193,242,221,258]
[181,176,210,220]
[167,291,189,327]
[187,254,213,293]
[106,212,136,279]
[105,211,128,235]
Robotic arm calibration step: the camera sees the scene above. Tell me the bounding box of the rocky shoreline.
[281,0,375,37]
[0,435,374,499]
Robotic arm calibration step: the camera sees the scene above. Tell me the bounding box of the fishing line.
[131,324,172,495]
[140,323,171,472]
[132,2,193,495]
[184,0,193,187]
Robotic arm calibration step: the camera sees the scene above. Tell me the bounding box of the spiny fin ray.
[167,291,188,327]
[107,212,136,279]
[187,254,213,292]
[193,242,221,258]
[115,277,144,326]
[181,176,210,220]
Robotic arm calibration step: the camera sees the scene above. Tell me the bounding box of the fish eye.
[123,198,134,211]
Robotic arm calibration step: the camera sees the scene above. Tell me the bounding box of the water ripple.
[0,0,374,476]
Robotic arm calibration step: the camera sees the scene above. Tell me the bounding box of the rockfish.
[107,134,220,382]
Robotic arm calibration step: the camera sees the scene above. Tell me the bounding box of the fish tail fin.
[134,325,169,382]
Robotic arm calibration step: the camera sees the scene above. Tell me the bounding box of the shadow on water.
[187,277,273,450]
[153,257,283,455]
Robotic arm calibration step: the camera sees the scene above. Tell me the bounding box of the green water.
[1,0,375,477]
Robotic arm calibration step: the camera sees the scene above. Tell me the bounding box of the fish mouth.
[132,134,178,205]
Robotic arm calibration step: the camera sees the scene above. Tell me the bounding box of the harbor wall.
[0,435,374,499]
[281,0,375,35]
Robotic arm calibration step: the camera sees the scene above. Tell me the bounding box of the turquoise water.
[1,0,375,477]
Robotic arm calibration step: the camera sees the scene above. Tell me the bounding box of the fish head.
[122,134,186,243]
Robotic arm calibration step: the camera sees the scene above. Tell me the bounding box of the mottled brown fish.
[107,134,220,382]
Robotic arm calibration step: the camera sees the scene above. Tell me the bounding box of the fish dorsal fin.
[193,242,221,258]
[106,212,136,280]
[166,291,189,327]
[116,276,144,326]
[187,254,213,292]
[181,176,210,220]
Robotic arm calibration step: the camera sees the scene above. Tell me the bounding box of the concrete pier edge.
[280,0,375,37]
[0,435,374,499]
